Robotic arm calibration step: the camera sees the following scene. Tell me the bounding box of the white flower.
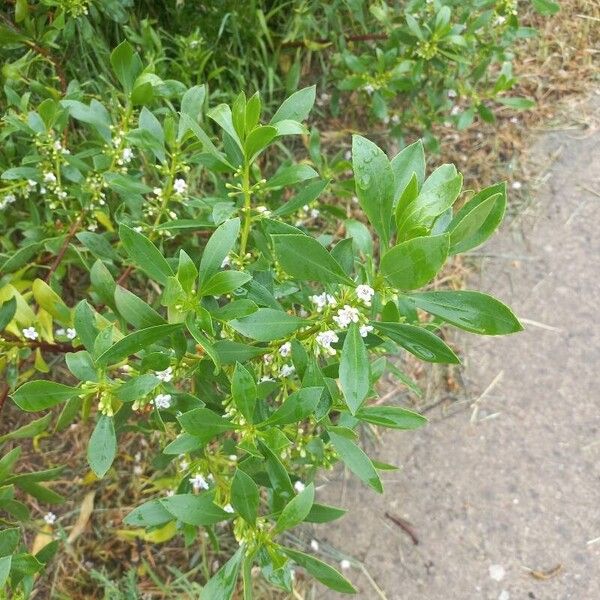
[364,84,374,94]
[153,393,172,410]
[310,292,336,313]
[134,452,141,462]
[316,330,339,355]
[120,147,134,164]
[391,114,400,125]
[263,353,273,365]
[155,366,173,382]
[66,327,77,340]
[179,457,190,471]
[56,328,66,336]
[279,342,292,357]
[27,179,37,189]
[189,473,210,491]
[43,172,56,184]
[44,512,57,525]
[294,480,306,493]
[310,208,320,218]
[333,305,360,329]
[256,205,270,216]
[221,255,231,268]
[447,89,457,98]
[512,181,522,190]
[53,140,63,151]
[133,465,143,475]
[173,178,187,195]
[153,187,163,196]
[340,559,351,570]
[310,539,319,551]
[22,326,38,340]
[228,454,238,462]
[451,105,461,116]
[280,364,295,378]
[359,324,374,338]
[165,489,175,497]
[344,150,352,160]
[223,503,235,513]
[356,284,375,306]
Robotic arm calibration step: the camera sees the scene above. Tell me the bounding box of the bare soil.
[314,94,600,600]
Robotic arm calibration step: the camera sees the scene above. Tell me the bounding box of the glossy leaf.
[230,308,306,342]
[231,469,259,525]
[231,363,257,423]
[275,483,314,533]
[271,86,316,123]
[11,381,80,412]
[390,139,426,202]
[178,408,237,439]
[119,224,173,285]
[262,387,323,426]
[198,218,241,288]
[200,271,252,297]
[87,415,116,478]
[339,324,369,414]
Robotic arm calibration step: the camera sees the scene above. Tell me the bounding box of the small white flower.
[333,305,360,329]
[263,353,274,365]
[512,181,522,190]
[43,172,56,184]
[255,205,270,216]
[391,114,400,124]
[228,454,238,462]
[451,105,461,116]
[447,89,457,98]
[134,452,141,462]
[310,539,319,551]
[279,342,292,357]
[310,208,320,218]
[153,187,163,196]
[153,393,172,410]
[294,480,305,493]
[27,179,37,189]
[340,559,351,570]
[310,292,336,313]
[280,364,295,378]
[364,84,374,94]
[166,489,175,497]
[66,327,77,340]
[155,366,173,382]
[56,328,66,336]
[316,330,339,355]
[173,178,187,195]
[179,457,190,471]
[221,255,231,268]
[133,465,143,475]
[359,324,373,338]
[189,473,209,491]
[356,284,375,306]
[223,503,235,513]
[22,326,38,340]
[344,150,352,160]
[53,140,63,151]
[260,376,274,382]
[121,148,134,164]
[44,512,57,525]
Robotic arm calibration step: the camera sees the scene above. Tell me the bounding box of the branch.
[45,216,82,283]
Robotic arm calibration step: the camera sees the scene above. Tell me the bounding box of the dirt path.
[316,96,600,600]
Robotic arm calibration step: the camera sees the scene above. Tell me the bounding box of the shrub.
[0,40,523,597]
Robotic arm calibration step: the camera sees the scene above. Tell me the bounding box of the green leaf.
[0,297,16,331]
[76,231,119,262]
[352,135,394,246]
[230,308,306,342]
[178,408,237,439]
[356,406,426,429]
[266,164,318,189]
[208,103,243,150]
[497,96,536,110]
[11,381,80,412]
[305,503,346,523]
[181,84,206,121]
[87,415,116,478]
[65,350,97,382]
[119,224,173,285]
[275,483,314,533]
[231,469,259,525]
[0,555,11,587]
[374,322,459,363]
[0,413,51,444]
[110,41,143,93]
[271,86,316,123]
[339,324,370,414]
[244,125,277,160]
[532,0,560,14]
[409,291,523,335]
[160,493,230,526]
[397,171,463,238]
[114,286,166,328]
[200,271,252,297]
[280,547,356,594]
[262,387,323,426]
[448,184,506,254]
[74,300,98,353]
[272,234,353,286]
[327,426,382,493]
[198,218,241,289]
[115,374,160,403]
[231,363,257,423]
[96,324,183,365]
[31,279,70,323]
[381,234,449,290]
[201,546,244,600]
[390,139,426,201]
[124,499,174,527]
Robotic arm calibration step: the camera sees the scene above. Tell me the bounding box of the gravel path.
[317,96,600,600]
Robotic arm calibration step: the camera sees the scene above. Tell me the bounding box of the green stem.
[239,163,252,257]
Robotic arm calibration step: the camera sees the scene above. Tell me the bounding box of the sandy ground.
[313,95,600,600]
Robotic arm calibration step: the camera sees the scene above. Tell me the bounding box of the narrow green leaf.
[381,234,449,290]
[11,381,80,412]
[231,363,257,423]
[410,290,523,335]
[231,470,259,525]
[201,546,244,600]
[390,139,426,202]
[200,271,251,297]
[272,234,353,286]
[262,387,323,426]
[198,218,240,288]
[160,493,229,526]
[178,408,237,439]
[271,86,316,124]
[124,499,174,527]
[230,308,306,342]
[87,415,116,478]
[356,406,426,430]
[339,324,369,414]
[114,286,166,328]
[119,224,173,285]
[275,483,314,533]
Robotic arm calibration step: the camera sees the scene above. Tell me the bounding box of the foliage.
[0,34,524,596]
